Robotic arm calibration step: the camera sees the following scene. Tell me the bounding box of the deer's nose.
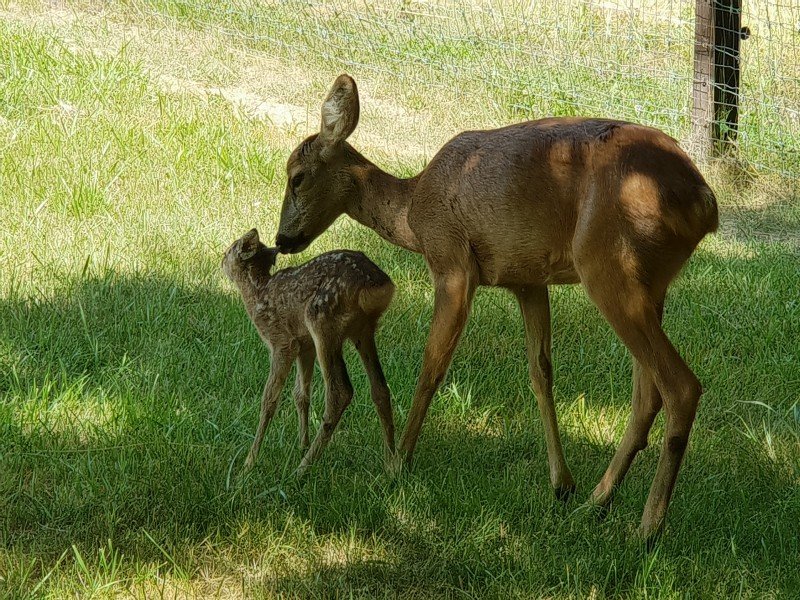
[275,233,291,251]
[275,232,309,254]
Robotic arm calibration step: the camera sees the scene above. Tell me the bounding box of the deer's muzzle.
[275,232,311,254]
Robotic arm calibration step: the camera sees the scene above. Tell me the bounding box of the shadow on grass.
[0,237,798,597]
[717,176,800,249]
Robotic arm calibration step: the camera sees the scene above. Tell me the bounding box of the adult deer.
[275,74,718,539]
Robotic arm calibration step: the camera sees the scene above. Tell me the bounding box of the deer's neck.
[346,161,421,253]
[233,268,271,314]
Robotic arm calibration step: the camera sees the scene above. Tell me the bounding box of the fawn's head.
[222,228,279,283]
[276,74,360,254]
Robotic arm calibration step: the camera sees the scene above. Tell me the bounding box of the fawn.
[222,228,396,475]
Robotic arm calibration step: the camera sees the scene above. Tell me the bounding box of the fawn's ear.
[319,74,359,149]
[239,228,260,260]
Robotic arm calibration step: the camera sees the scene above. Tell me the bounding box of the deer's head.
[276,74,361,254]
[222,228,279,284]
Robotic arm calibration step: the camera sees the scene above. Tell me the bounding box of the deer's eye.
[291,173,305,190]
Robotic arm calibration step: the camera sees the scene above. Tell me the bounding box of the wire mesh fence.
[137,0,799,177]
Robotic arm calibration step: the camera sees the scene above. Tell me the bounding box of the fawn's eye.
[291,173,305,190]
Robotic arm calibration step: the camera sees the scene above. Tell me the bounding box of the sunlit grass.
[1,5,799,599]
[114,0,800,176]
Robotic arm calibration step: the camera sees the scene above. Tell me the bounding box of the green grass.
[121,0,800,176]
[1,4,799,599]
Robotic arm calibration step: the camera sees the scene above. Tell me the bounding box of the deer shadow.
[0,236,797,596]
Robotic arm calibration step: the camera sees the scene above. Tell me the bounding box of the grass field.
[1,1,799,598]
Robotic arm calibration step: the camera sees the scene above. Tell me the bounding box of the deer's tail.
[358,280,395,317]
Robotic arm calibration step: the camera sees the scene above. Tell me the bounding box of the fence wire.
[140,0,799,177]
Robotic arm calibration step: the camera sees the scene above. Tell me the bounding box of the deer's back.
[273,250,390,294]
[407,118,716,287]
[262,251,393,342]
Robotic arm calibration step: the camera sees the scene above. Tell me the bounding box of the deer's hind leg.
[578,259,701,540]
[590,299,664,508]
[294,345,316,451]
[296,324,353,477]
[354,323,395,456]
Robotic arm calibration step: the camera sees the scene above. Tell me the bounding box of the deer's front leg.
[243,347,295,471]
[515,285,575,499]
[398,268,477,464]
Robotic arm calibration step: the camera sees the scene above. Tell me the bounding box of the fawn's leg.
[514,285,575,499]
[398,267,477,463]
[355,325,395,455]
[591,299,665,507]
[243,347,295,471]
[296,333,353,477]
[581,269,700,540]
[294,346,316,450]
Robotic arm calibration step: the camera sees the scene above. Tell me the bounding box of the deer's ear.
[239,228,260,260]
[319,74,359,148]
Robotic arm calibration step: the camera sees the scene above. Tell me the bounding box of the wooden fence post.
[714,0,744,150]
[693,0,747,159]
[691,0,714,160]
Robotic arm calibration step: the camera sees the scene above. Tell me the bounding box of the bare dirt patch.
[1,2,440,163]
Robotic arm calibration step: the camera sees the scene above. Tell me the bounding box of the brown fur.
[275,75,719,538]
[222,228,396,475]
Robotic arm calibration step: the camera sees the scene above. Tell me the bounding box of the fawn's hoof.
[589,484,612,507]
[554,482,577,502]
[583,497,612,521]
[637,518,665,549]
[386,451,409,478]
[552,470,576,502]
[585,483,614,518]
[387,444,417,479]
